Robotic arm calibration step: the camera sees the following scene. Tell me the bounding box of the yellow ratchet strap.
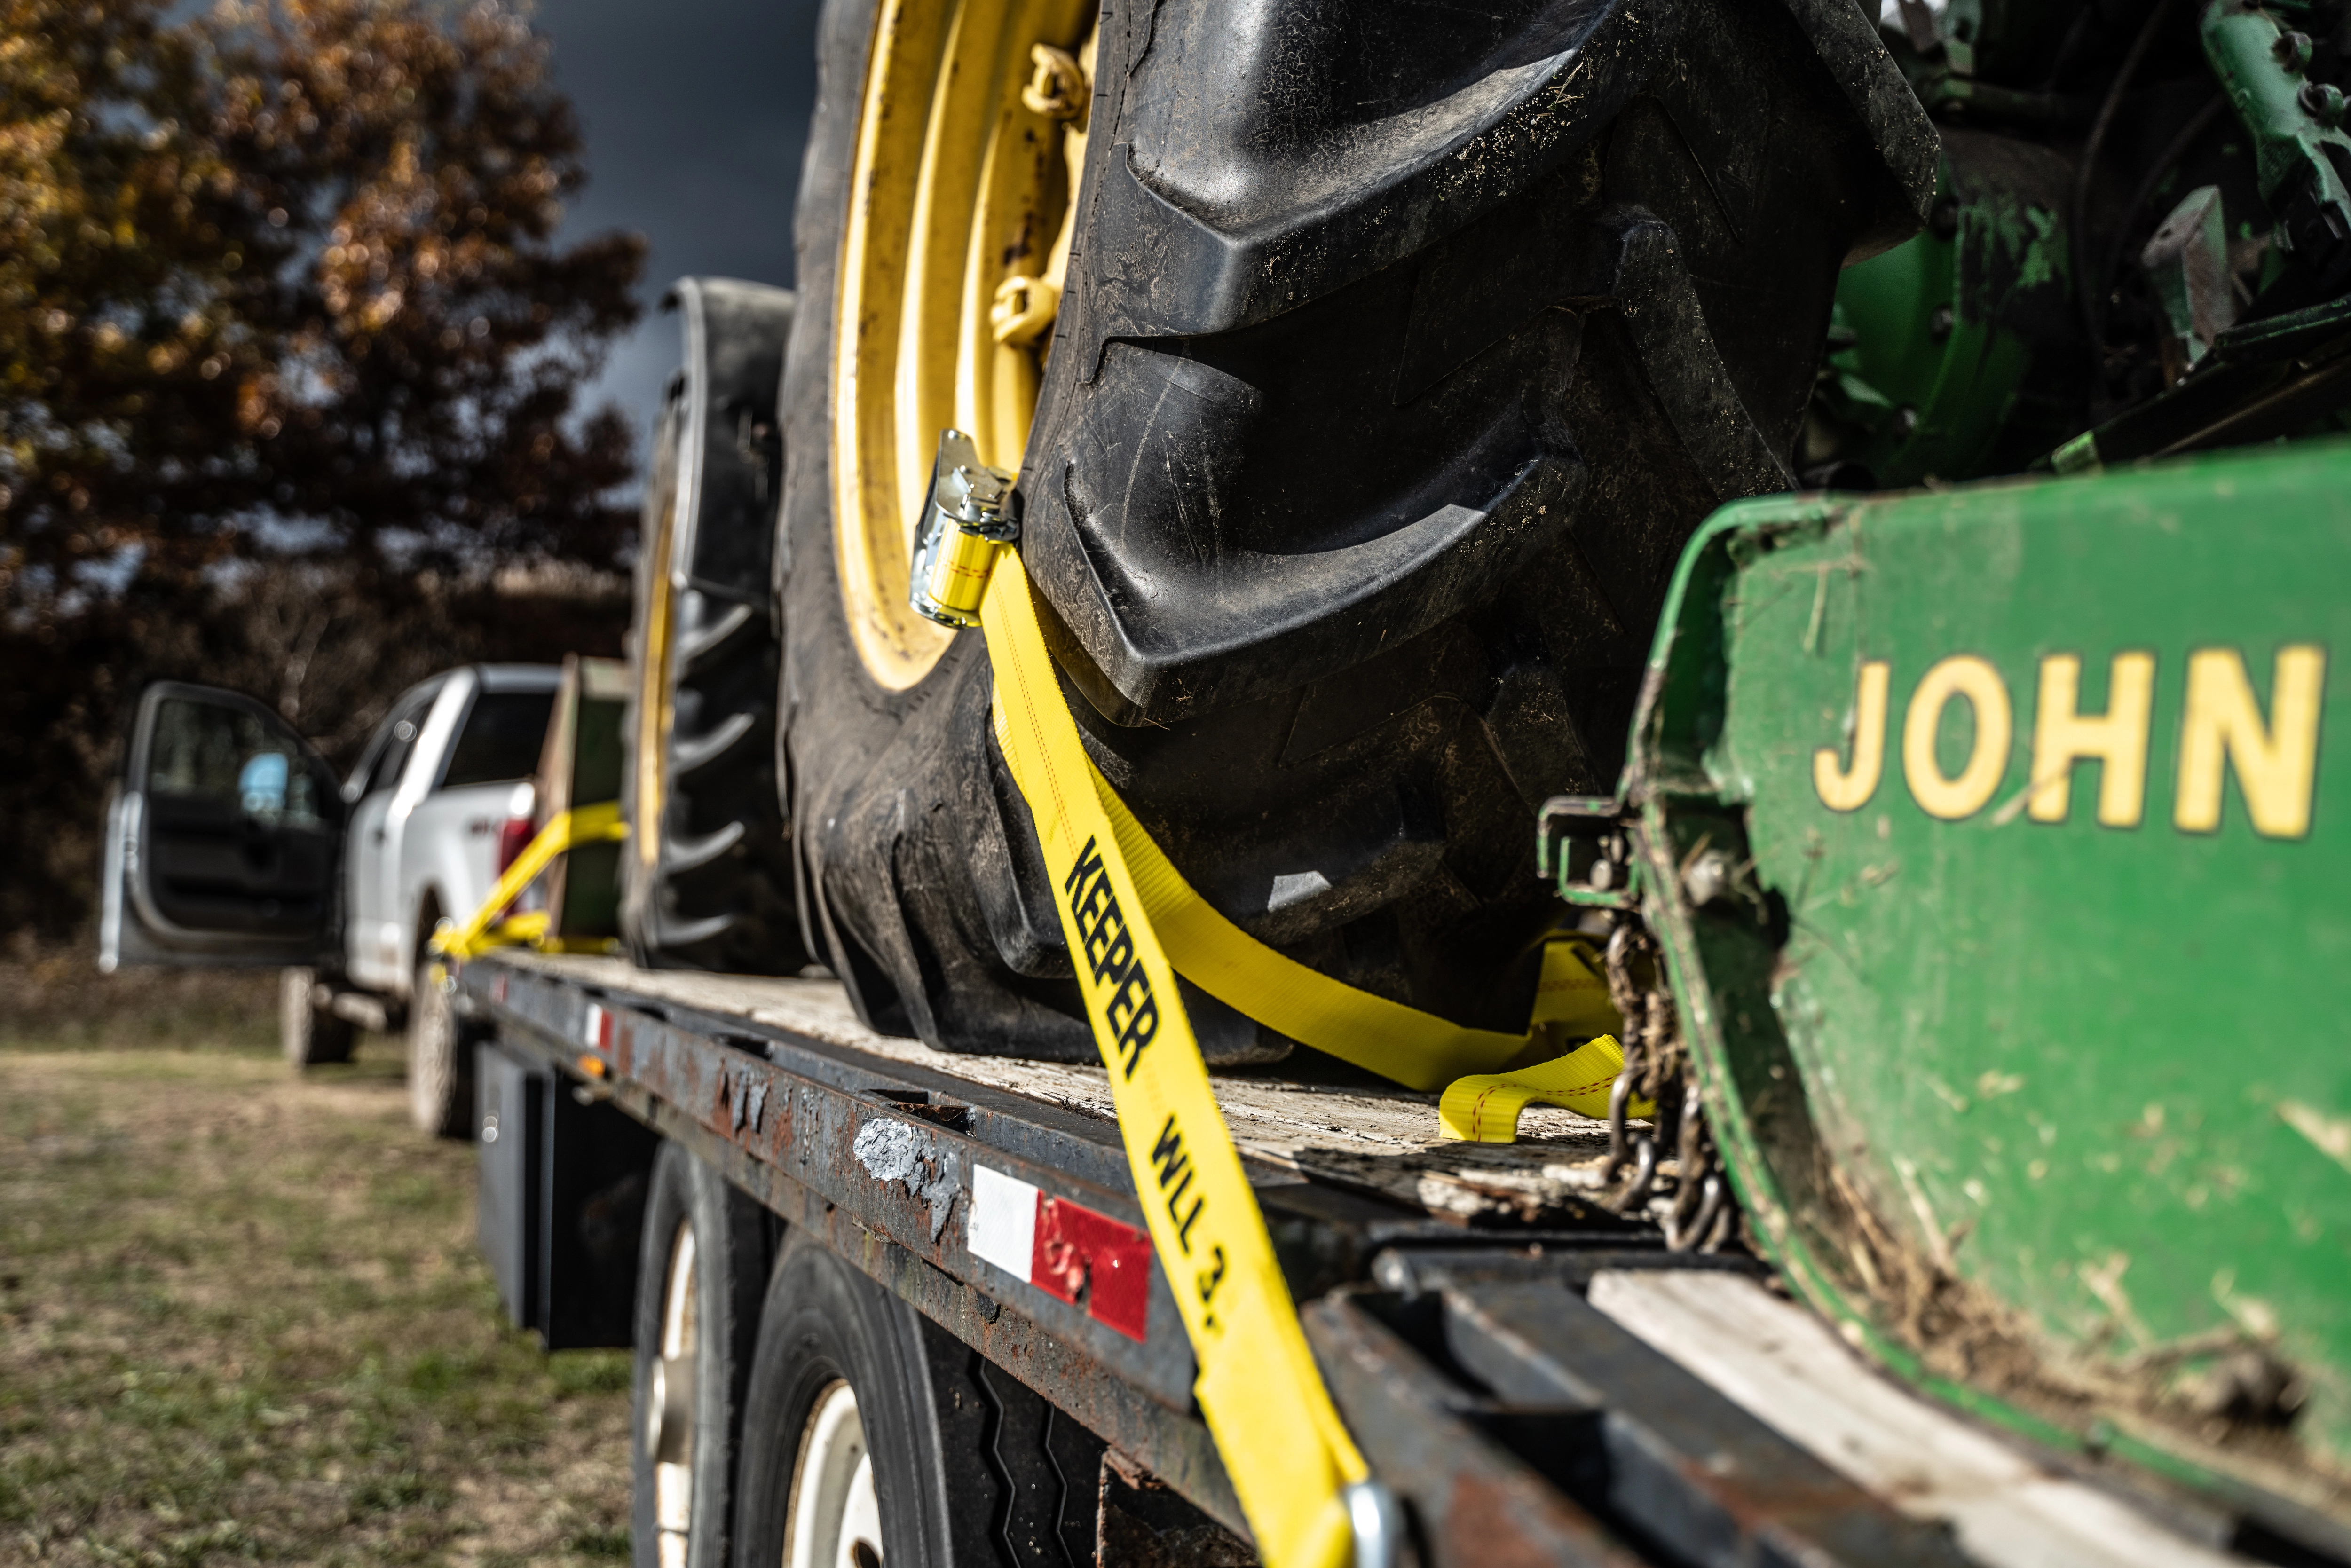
[981,551,1368,1568]
[434,802,627,961]
[1058,727,1624,1091]
[980,549,1643,1566]
[1438,1032,1656,1142]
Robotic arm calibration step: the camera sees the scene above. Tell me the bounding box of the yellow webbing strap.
[1438,1032,1657,1142]
[1044,726,1622,1090]
[981,551,1367,1568]
[434,802,627,961]
[1098,781,1512,1090]
[488,910,553,946]
[979,550,1641,1567]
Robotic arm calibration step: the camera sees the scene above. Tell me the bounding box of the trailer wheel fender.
[631,1143,768,1568]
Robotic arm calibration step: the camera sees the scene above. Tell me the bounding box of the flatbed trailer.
[458,947,2264,1568]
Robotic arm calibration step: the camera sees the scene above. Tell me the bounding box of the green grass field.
[0,963,634,1565]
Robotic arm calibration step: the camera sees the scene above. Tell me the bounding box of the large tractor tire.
[622,279,816,976]
[781,0,1937,1058]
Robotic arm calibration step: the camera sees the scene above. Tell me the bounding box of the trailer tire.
[407,959,474,1139]
[734,1234,1110,1568]
[780,0,1935,1057]
[631,1143,768,1568]
[731,1237,954,1568]
[280,967,355,1067]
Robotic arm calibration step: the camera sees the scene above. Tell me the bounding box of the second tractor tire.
[621,279,813,977]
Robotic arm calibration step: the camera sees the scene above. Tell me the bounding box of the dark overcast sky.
[534,0,826,487]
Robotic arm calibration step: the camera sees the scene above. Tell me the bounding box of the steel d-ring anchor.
[1345,1478,1409,1568]
[910,427,1018,628]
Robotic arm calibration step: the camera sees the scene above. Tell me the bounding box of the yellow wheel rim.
[635,405,682,869]
[833,0,1096,690]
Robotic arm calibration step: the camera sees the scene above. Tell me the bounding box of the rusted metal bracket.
[1307,1253,1974,1568]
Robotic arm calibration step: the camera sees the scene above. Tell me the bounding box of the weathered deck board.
[489,952,1629,1223]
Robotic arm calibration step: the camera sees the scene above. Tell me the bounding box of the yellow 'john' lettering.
[2029,652,2156,826]
[1903,655,2012,820]
[2175,645,2327,839]
[1814,660,1890,812]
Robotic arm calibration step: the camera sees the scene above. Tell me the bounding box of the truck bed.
[462,948,2258,1568]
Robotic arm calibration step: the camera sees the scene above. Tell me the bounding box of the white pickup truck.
[101,664,560,1133]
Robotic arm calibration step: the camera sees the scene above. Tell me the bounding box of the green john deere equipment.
[1561,442,2349,1541]
[1551,0,2351,1545]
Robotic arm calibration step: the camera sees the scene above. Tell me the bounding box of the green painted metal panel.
[2202,1,2351,232]
[1823,152,2075,487]
[1629,439,2351,1525]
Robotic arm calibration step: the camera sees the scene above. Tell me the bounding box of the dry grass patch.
[0,1032,633,1565]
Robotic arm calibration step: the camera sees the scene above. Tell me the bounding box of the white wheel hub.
[652,1222,699,1568]
[785,1379,882,1568]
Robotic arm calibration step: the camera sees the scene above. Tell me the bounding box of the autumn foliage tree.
[0,0,648,942]
[0,0,645,593]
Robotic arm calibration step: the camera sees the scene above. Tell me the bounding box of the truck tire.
[408,958,475,1139]
[622,280,815,977]
[731,1234,1105,1568]
[632,1142,768,1568]
[280,967,355,1067]
[779,0,1936,1057]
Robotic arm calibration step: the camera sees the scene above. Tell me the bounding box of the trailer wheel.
[279,968,355,1067]
[632,1143,767,1568]
[735,1235,1111,1568]
[778,0,1935,1055]
[407,958,474,1139]
[732,1239,954,1568]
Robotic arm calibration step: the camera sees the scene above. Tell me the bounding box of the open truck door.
[100,682,345,971]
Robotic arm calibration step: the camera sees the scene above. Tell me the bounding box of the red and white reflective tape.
[583,1001,615,1055]
[967,1164,1152,1341]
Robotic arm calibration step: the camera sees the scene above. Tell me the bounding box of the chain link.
[1598,896,1729,1253]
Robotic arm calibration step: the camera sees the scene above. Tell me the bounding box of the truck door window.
[439,690,555,790]
[149,697,323,827]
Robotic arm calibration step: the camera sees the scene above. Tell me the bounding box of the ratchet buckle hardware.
[910,428,1018,629]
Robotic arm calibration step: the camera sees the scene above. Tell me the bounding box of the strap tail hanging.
[1438,1032,1658,1143]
